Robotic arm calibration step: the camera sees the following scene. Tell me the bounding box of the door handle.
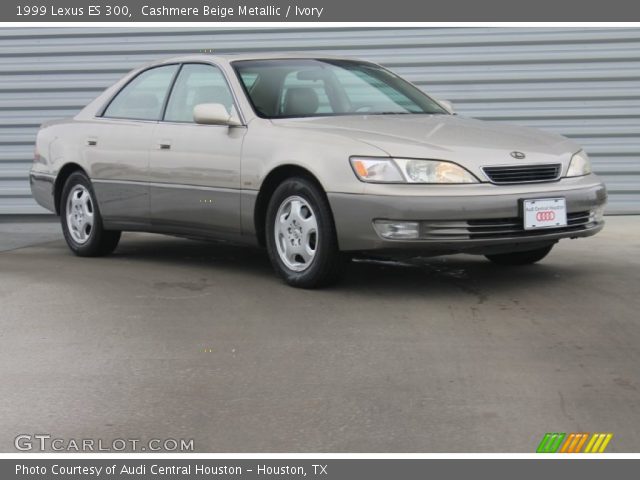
[159,142,172,150]
[87,138,97,146]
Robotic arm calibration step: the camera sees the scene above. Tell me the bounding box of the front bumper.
[328,174,607,255]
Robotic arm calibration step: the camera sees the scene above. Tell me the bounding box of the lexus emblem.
[510,151,526,159]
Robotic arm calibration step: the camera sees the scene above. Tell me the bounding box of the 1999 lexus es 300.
[30,54,607,288]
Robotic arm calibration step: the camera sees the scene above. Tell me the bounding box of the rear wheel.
[265,177,347,288]
[485,245,553,266]
[60,171,121,257]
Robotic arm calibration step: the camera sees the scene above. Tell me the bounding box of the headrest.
[282,87,319,116]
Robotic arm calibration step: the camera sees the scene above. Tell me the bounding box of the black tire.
[265,177,348,288]
[60,171,121,257]
[485,245,553,266]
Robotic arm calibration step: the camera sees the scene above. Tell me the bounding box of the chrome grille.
[421,211,596,240]
[482,164,561,184]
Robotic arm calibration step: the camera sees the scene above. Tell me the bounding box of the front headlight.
[350,157,478,184]
[349,157,404,182]
[395,159,478,183]
[566,150,592,177]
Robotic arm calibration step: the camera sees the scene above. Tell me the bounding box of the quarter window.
[164,64,236,123]
[103,65,178,120]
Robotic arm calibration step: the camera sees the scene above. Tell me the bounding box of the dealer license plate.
[523,198,567,230]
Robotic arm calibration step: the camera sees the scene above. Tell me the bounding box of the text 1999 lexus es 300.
[30,54,607,288]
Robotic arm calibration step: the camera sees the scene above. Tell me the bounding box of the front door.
[149,63,245,236]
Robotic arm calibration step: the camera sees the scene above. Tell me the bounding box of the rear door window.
[103,65,178,120]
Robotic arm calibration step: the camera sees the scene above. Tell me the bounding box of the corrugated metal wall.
[1,27,638,214]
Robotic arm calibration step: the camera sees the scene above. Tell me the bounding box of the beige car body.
[30,54,606,256]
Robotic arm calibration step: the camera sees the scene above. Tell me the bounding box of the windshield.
[232,59,447,119]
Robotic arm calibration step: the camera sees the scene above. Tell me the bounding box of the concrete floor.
[0,216,639,452]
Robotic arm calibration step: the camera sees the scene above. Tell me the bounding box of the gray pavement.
[0,216,639,452]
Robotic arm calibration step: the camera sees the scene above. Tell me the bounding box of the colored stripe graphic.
[537,433,566,453]
[573,433,590,453]
[560,433,577,453]
[584,433,613,453]
[537,433,613,453]
[560,433,589,453]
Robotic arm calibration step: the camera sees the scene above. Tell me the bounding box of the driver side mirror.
[437,99,455,114]
[193,103,241,126]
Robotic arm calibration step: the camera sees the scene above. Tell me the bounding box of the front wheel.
[485,245,554,266]
[265,177,347,288]
[60,171,121,257]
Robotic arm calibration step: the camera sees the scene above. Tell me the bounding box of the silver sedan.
[30,54,606,288]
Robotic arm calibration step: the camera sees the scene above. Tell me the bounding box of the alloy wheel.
[66,184,94,244]
[274,195,318,272]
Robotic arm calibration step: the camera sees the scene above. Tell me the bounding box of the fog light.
[590,206,605,222]
[373,220,420,239]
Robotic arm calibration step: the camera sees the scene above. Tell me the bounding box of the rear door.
[88,64,179,228]
[149,63,246,236]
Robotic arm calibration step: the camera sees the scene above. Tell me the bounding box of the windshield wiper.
[372,111,412,115]
[372,111,444,115]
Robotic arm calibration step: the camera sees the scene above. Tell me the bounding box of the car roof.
[152,52,366,66]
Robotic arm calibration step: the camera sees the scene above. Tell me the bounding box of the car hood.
[272,114,580,175]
